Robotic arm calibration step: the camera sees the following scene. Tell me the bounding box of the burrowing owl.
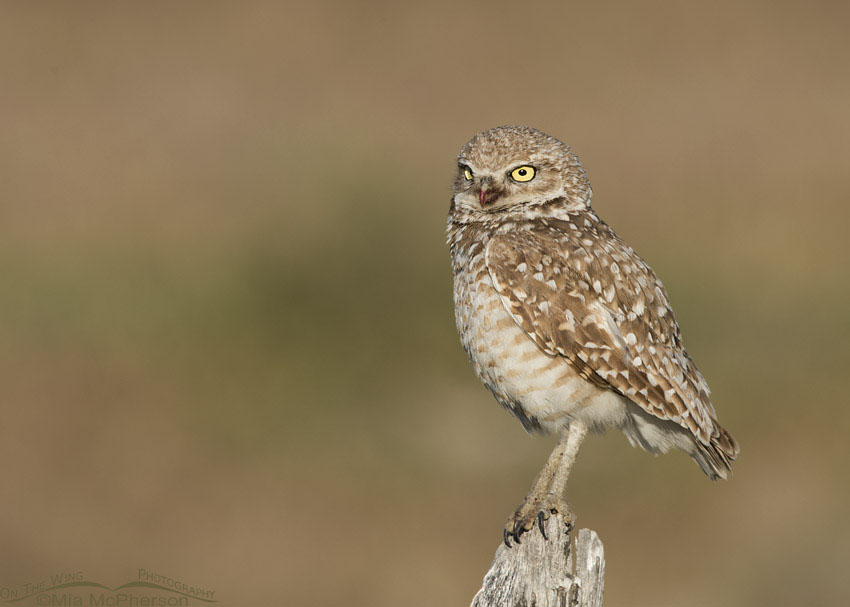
[447,126,739,545]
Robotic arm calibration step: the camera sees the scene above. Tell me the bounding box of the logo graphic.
[1,570,216,606]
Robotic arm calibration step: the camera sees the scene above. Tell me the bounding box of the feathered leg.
[504,421,587,546]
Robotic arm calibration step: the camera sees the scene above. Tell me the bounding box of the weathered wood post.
[471,515,605,607]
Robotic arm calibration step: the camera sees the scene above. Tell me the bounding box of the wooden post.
[471,515,605,607]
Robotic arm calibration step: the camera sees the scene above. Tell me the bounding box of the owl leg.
[547,420,588,500]
[504,421,588,547]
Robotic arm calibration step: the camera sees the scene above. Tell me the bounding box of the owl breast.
[452,240,609,434]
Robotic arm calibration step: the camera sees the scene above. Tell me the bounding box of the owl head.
[451,125,592,216]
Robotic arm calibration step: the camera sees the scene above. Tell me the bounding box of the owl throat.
[447,196,591,249]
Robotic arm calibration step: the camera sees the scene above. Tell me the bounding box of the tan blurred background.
[1,1,848,605]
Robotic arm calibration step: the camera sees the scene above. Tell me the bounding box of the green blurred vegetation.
[1,1,849,606]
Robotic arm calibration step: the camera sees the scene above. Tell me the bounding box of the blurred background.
[1,1,848,605]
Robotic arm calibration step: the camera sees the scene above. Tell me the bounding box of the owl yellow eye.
[510,166,536,182]
[463,167,473,181]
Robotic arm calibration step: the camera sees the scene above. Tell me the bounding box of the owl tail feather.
[693,426,739,480]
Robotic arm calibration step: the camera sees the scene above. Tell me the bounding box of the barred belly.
[453,253,615,434]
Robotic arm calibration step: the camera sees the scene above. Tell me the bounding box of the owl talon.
[503,495,574,547]
[537,511,548,539]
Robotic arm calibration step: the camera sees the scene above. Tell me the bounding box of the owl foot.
[503,494,574,547]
